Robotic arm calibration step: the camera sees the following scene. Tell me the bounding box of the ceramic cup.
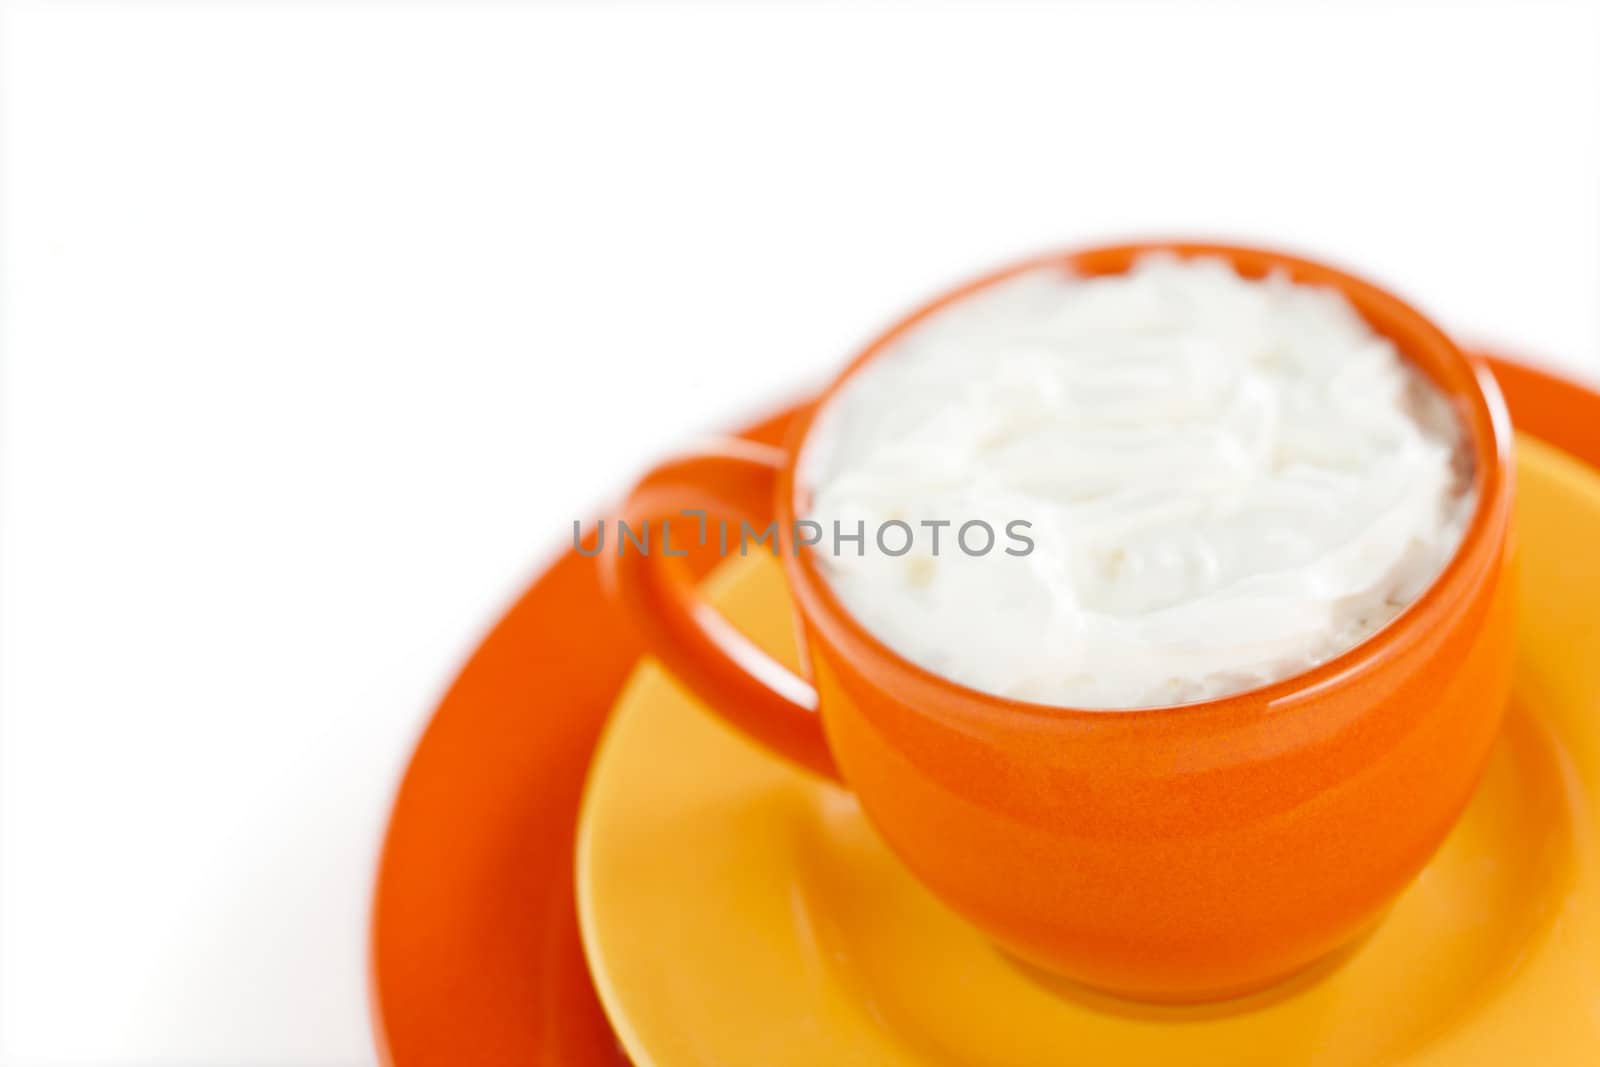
[605,242,1516,1002]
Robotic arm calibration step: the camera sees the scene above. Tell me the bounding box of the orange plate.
[369,354,1598,1066]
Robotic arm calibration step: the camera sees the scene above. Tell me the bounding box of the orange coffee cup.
[605,242,1516,1002]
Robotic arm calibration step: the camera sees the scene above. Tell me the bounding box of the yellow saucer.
[577,434,1600,1067]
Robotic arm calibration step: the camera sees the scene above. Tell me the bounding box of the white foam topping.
[800,255,1474,709]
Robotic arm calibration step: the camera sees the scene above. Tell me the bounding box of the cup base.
[1000,921,1383,1013]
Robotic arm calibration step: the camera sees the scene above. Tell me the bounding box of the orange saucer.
[369,354,1600,1066]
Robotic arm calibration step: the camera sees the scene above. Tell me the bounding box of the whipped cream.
[799,256,1475,709]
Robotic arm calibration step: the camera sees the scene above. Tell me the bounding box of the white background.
[1,2,1597,1064]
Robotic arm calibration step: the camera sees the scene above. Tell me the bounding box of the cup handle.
[603,438,839,781]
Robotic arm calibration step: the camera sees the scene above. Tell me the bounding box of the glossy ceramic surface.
[369,355,1598,1066]
[579,433,1600,1066]
[606,243,1517,998]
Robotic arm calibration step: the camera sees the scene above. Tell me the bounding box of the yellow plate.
[577,434,1600,1067]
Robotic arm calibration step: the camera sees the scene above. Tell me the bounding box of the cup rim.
[774,240,1515,721]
